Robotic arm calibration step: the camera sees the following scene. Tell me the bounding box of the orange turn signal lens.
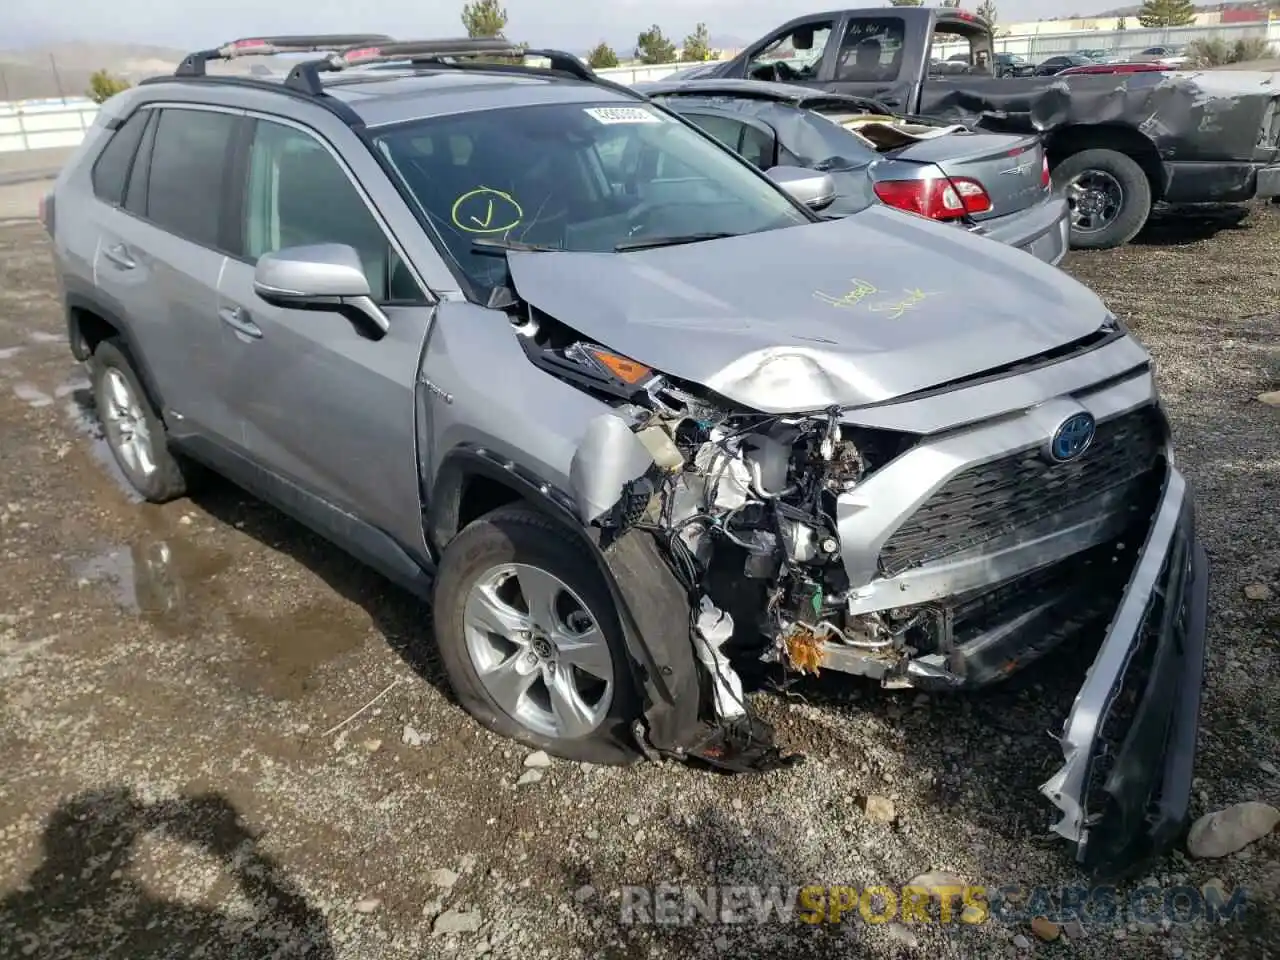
[587,347,652,385]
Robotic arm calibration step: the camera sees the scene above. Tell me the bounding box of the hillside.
[0,42,187,100]
[0,40,340,100]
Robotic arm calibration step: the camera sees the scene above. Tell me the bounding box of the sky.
[1,0,1109,54]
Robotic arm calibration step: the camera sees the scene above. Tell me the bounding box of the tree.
[635,25,677,65]
[940,0,961,7]
[1188,35,1272,65]
[461,0,507,38]
[87,69,130,104]
[586,41,619,69]
[1136,0,1195,28]
[888,0,924,6]
[976,0,997,26]
[1117,14,1128,29]
[680,22,715,61]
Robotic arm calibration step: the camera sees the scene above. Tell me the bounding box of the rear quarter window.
[90,109,149,206]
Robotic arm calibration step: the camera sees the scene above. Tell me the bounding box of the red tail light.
[873,176,992,221]
[1041,155,1051,189]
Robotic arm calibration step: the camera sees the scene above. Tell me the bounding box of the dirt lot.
[0,206,1277,960]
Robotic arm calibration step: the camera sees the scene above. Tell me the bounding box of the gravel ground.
[0,205,1277,960]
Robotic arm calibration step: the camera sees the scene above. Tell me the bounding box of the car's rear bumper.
[969,195,1070,266]
[1040,466,1209,874]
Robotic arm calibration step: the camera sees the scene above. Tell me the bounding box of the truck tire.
[432,504,640,765]
[90,338,190,503]
[1053,148,1153,250]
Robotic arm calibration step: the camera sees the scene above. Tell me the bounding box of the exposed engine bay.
[516,307,940,752]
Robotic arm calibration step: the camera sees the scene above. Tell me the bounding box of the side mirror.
[253,243,389,337]
[767,165,837,211]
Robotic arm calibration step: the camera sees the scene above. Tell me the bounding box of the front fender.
[427,445,704,756]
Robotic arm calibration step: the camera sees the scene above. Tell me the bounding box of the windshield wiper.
[614,232,735,252]
[470,237,558,256]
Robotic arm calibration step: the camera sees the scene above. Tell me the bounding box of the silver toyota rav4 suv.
[44,35,1208,872]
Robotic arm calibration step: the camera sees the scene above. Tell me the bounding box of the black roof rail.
[136,73,367,126]
[284,38,599,95]
[174,34,396,78]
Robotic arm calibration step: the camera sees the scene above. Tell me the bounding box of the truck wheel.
[1053,148,1152,250]
[432,504,640,765]
[91,338,190,503]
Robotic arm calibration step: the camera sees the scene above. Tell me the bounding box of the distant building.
[1220,5,1268,21]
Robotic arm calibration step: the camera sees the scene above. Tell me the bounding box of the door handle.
[102,243,136,270]
[218,305,262,339]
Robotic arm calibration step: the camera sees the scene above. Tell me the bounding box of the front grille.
[877,405,1164,576]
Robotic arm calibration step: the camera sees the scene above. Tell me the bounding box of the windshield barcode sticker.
[584,106,663,125]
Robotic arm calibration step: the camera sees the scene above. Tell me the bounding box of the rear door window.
[833,17,907,82]
[123,109,157,215]
[143,107,238,249]
[90,109,149,206]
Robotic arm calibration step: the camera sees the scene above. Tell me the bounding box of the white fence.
[3,20,1278,155]
[0,98,100,153]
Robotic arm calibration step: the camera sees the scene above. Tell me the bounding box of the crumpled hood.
[506,207,1109,412]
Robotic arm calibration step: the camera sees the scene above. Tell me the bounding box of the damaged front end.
[1041,469,1209,875]
[513,294,1206,872]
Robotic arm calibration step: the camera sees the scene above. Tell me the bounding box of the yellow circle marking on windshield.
[451,186,524,234]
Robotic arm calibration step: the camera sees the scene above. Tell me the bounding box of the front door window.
[747,21,834,82]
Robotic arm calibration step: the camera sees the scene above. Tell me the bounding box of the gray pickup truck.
[669,7,1280,249]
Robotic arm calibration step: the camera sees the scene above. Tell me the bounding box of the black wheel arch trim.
[64,291,168,417]
[427,444,707,757]
[426,444,580,553]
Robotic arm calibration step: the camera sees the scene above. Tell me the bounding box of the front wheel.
[432,504,640,764]
[1053,148,1153,250]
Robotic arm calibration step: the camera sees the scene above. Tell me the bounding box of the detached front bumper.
[1040,466,1209,873]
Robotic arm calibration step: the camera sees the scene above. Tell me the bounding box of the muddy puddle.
[57,369,383,701]
[70,533,373,702]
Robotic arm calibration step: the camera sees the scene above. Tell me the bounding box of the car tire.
[1053,148,1153,250]
[90,338,189,503]
[432,504,641,765]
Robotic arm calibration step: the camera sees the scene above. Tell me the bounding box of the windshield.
[372,100,810,297]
